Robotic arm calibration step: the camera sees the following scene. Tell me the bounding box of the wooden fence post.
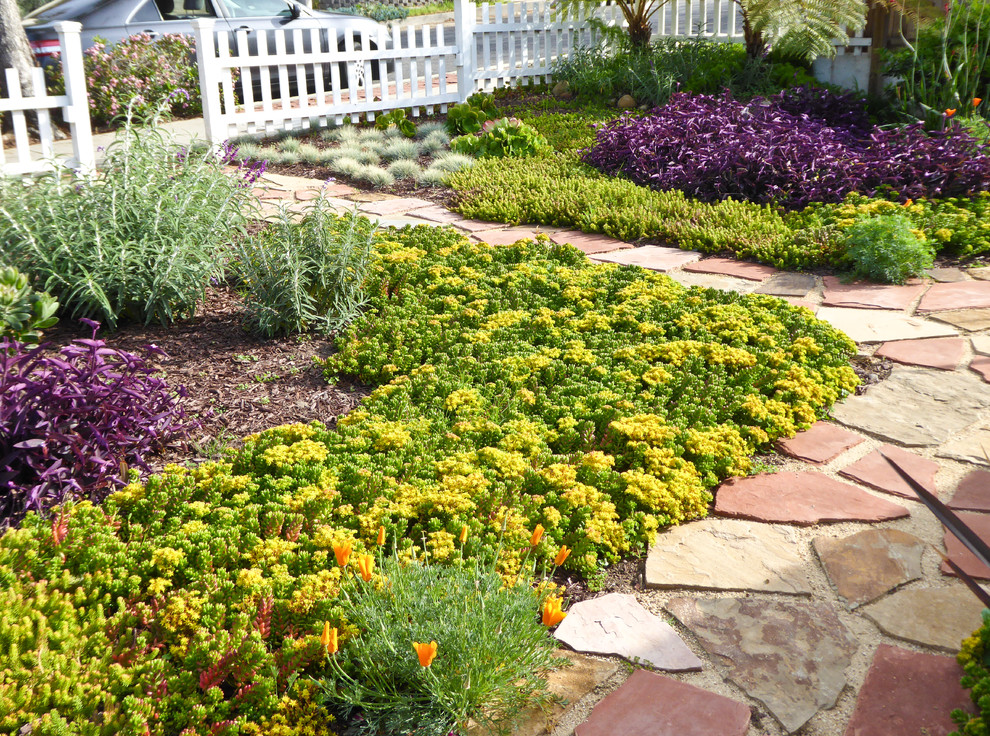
[454,0,477,102]
[192,18,224,143]
[53,21,94,174]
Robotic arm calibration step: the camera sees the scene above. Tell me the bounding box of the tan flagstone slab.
[838,444,940,499]
[918,281,990,312]
[681,257,778,281]
[970,267,990,281]
[590,245,701,271]
[645,518,812,594]
[930,308,990,331]
[553,593,703,671]
[666,597,858,733]
[830,366,990,446]
[347,191,399,202]
[455,219,508,232]
[472,227,543,245]
[822,276,927,310]
[776,421,865,464]
[937,426,990,467]
[406,205,464,224]
[815,307,957,343]
[926,267,970,283]
[843,645,974,736]
[358,197,435,216]
[755,272,819,297]
[861,586,985,652]
[875,336,966,370]
[813,528,924,607]
[714,471,909,525]
[972,335,990,356]
[666,271,759,294]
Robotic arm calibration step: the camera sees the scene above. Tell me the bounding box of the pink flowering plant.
[48,33,201,126]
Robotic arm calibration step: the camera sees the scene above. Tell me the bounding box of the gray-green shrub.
[841,213,935,284]
[230,201,376,337]
[0,113,254,328]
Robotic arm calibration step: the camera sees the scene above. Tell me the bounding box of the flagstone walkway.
[259,173,990,736]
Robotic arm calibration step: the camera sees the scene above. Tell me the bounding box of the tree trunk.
[740,5,766,59]
[627,17,653,49]
[0,0,36,98]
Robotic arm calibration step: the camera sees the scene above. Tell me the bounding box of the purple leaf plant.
[0,319,197,528]
[583,87,990,209]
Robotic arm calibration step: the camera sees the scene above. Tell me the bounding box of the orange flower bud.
[377,525,386,546]
[358,553,375,582]
[459,525,469,544]
[946,108,957,117]
[321,622,338,654]
[333,540,352,567]
[413,640,438,667]
[554,546,571,566]
[529,524,544,547]
[542,596,567,627]
[974,97,983,106]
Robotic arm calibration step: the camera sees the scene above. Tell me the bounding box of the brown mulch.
[43,286,367,468]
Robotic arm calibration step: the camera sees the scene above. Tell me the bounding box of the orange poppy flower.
[358,553,375,581]
[413,640,438,667]
[554,546,571,566]
[321,622,338,654]
[459,525,469,544]
[542,596,567,627]
[377,525,386,546]
[529,524,544,547]
[974,97,983,106]
[333,540,352,567]
[946,108,957,117]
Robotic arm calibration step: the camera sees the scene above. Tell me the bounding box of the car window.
[221,0,293,18]
[130,0,163,22]
[153,0,217,18]
[25,0,115,21]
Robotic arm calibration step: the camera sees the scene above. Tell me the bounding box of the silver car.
[24,0,383,92]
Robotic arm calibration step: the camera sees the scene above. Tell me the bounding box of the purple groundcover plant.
[583,87,990,209]
[0,319,196,528]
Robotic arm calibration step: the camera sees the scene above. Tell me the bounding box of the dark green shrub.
[840,213,935,283]
[953,610,990,736]
[0,113,256,328]
[374,108,417,137]
[231,202,376,337]
[444,94,497,136]
[0,266,58,344]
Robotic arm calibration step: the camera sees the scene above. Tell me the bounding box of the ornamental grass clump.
[0,320,195,528]
[0,110,257,329]
[584,87,990,209]
[317,553,560,736]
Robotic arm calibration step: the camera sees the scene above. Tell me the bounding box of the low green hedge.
[0,221,858,734]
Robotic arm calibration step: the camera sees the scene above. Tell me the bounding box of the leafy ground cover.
[0,214,859,734]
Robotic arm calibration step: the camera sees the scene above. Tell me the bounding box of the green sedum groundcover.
[0,222,857,735]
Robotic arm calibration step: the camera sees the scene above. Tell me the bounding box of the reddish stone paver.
[875,337,966,370]
[942,511,990,578]
[822,276,927,311]
[918,281,990,312]
[714,471,909,525]
[471,227,542,245]
[838,444,940,499]
[971,356,990,383]
[294,189,321,201]
[681,257,778,281]
[843,644,974,736]
[550,230,632,255]
[950,469,990,512]
[776,421,865,464]
[251,186,292,200]
[322,183,358,197]
[574,669,751,736]
[359,197,435,217]
[590,245,701,272]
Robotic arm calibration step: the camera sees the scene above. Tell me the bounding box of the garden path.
[260,172,990,736]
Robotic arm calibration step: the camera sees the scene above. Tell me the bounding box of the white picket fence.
[193,0,748,142]
[0,22,94,176]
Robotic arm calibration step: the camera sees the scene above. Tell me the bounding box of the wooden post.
[454,0,477,102]
[54,21,95,174]
[192,18,224,143]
